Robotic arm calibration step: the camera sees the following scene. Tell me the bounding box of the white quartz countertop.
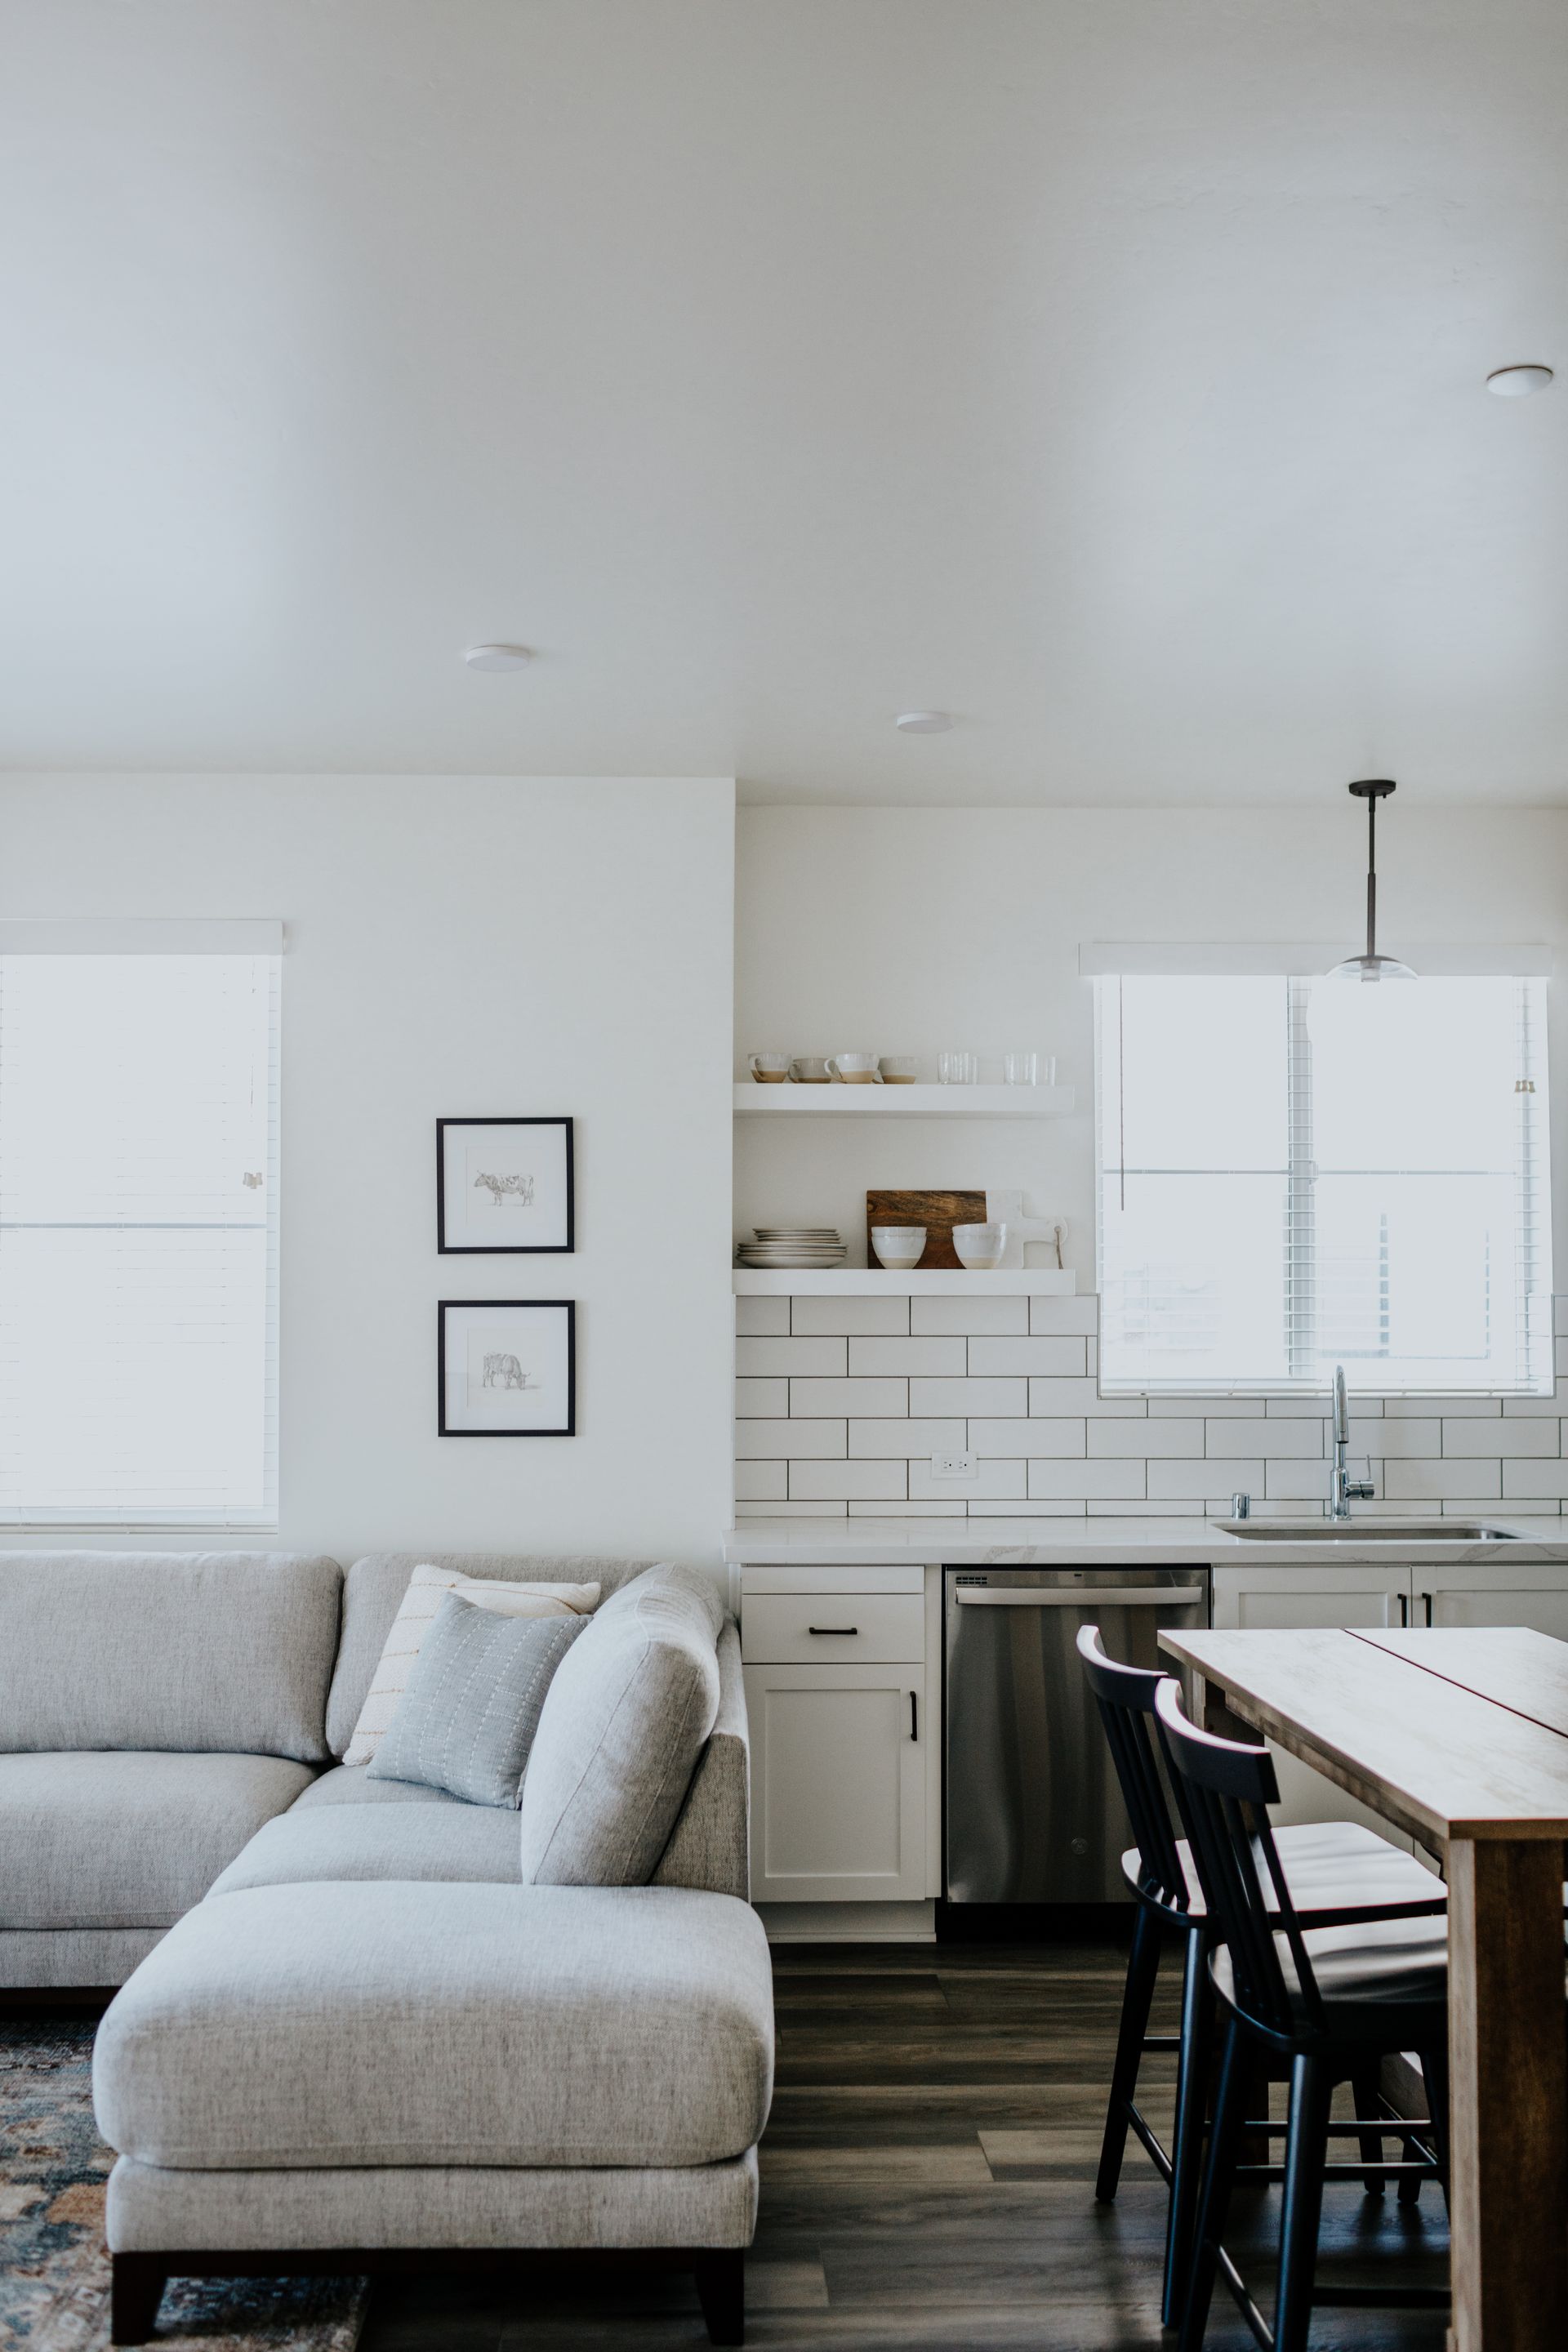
[723,1515,1568,1565]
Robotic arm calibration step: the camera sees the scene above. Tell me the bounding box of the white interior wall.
[735,805,1568,1276]
[1,774,735,1566]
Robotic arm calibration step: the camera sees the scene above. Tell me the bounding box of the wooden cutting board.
[866,1189,987,1271]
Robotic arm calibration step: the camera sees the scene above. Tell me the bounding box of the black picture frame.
[438,1300,577,1437]
[436,1117,575,1254]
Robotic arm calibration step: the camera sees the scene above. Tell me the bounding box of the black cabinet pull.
[808,1624,858,1636]
[1421,1592,1434,1626]
[1397,1592,1409,1627]
[910,1691,919,1741]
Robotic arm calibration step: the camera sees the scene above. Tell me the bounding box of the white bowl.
[953,1221,1006,1269]
[871,1226,925,1267]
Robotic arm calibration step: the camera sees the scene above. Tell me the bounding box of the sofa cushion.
[206,1802,523,1895]
[367,1596,586,1806]
[327,1555,656,1759]
[0,1753,316,1931]
[291,1763,469,1810]
[518,1565,722,1887]
[0,1552,342,1762]
[94,1881,775,2170]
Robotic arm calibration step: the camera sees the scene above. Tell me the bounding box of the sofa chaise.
[2,1550,772,2346]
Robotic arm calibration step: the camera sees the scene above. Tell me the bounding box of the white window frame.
[1088,947,1554,1397]
[0,920,283,1527]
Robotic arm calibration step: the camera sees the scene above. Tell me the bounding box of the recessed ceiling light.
[1486,365,1554,398]
[894,710,953,734]
[463,644,532,671]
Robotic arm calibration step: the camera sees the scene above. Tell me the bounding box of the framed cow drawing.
[437,1118,573,1253]
[439,1301,576,1437]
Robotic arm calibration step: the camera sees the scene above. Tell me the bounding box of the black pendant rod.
[1349,779,1396,962]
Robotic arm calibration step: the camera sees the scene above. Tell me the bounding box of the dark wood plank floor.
[360,1939,1450,2351]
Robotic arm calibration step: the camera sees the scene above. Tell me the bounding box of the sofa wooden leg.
[111,2254,167,2344]
[693,2249,744,2346]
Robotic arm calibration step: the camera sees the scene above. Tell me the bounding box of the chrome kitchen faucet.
[1329,1363,1374,1521]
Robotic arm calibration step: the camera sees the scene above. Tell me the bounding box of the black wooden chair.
[1153,1676,1450,2352]
[1076,1625,1445,2328]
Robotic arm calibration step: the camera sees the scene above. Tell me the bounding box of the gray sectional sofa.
[1,1549,772,2347]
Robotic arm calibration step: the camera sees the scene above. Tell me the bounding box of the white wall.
[1,774,735,1566]
[735,805,1568,1275]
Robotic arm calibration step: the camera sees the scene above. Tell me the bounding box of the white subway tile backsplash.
[1090,1418,1202,1458]
[849,1498,969,1517]
[912,1377,1028,1417]
[736,1418,847,1459]
[733,1294,1568,1521]
[1028,1297,1098,1334]
[1028,1459,1147,1500]
[1030,1377,1146,1417]
[909,1457,1027,1501]
[737,1335,846,1378]
[791,1294,911,1336]
[1383,1459,1501,1500]
[790,1459,909,1501]
[971,1415,1087,1459]
[912,1294,1028,1336]
[849,1336,967,1377]
[737,1379,789,1417]
[736,1296,791,1336]
[1147,1458,1265,1499]
[1357,1418,1439,1459]
[1217,1418,1323,1458]
[1445,1419,1559,1457]
[734,1499,848,1517]
[968,1336,1088,1377]
[851,1417,966,1457]
[791,1377,908,1417]
[1502,1458,1568,1499]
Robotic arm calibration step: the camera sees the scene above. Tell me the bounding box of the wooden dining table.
[1158,1622,1568,2352]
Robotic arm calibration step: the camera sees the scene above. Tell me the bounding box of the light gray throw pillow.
[367,1594,586,1809]
[518,1563,723,1885]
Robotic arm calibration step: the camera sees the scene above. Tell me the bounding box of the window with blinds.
[1095,973,1552,1394]
[0,947,280,1522]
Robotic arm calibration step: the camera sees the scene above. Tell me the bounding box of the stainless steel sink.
[1215,1519,1520,1542]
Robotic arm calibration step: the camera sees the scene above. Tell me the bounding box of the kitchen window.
[1094,967,1552,1395]
[0,924,281,1522]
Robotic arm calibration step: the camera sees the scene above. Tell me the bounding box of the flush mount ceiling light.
[462,644,532,671]
[894,710,952,734]
[1486,364,1554,398]
[1328,780,1415,983]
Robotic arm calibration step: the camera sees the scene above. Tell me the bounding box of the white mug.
[748,1053,792,1083]
[826,1054,881,1085]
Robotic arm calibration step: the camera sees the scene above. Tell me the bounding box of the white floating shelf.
[733,1082,1075,1120]
[733,1269,1078,1296]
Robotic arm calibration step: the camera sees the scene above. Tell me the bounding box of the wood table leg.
[1446,1837,1568,2352]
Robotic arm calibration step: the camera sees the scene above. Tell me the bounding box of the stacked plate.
[736,1226,848,1269]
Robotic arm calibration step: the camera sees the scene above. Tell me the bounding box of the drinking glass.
[938,1051,978,1085]
[1003,1053,1038,1085]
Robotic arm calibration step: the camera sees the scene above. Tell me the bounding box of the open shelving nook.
[733,1083,1075,1120]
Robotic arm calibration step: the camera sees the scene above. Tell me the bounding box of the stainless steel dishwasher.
[944,1566,1210,1904]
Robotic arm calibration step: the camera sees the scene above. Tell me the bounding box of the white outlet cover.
[931,1451,977,1480]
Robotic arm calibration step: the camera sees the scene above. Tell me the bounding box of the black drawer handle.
[911,1690,919,1741]
[808,1624,859,1636]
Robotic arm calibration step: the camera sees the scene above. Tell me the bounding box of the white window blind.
[0,949,280,1523]
[1095,973,1552,1394]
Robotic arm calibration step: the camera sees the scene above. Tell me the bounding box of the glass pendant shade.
[1329,780,1414,982]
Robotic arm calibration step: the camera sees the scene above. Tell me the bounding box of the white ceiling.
[4,1,1568,804]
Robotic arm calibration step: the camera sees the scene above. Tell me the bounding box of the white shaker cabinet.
[1414,1559,1568,1640]
[739,1565,937,1904]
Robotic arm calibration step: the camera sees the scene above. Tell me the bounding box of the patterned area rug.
[1,2020,368,2352]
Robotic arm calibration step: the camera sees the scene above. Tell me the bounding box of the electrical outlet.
[930,1451,977,1481]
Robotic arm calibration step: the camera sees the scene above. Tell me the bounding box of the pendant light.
[1327,779,1415,982]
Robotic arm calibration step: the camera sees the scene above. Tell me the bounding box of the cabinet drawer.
[742,1592,925,1665]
